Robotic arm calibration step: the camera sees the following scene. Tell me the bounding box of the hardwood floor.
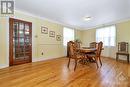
[0,57,129,87]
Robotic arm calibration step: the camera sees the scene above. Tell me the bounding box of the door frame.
[9,18,32,66]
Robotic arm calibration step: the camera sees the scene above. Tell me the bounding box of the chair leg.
[116,54,118,61]
[94,57,99,69]
[127,55,129,63]
[74,59,77,71]
[99,57,102,66]
[67,58,71,68]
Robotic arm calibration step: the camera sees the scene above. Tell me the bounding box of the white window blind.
[96,25,116,46]
[63,27,74,46]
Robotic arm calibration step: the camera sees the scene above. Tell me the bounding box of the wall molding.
[81,18,130,30]
[15,9,130,30]
[39,44,63,45]
[15,9,78,29]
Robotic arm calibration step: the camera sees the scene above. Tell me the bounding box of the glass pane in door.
[13,22,18,59]
[19,23,25,59]
[24,24,30,59]
[25,24,29,35]
[13,22,25,60]
[19,23,24,38]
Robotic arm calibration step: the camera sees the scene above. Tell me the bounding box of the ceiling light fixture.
[84,16,92,21]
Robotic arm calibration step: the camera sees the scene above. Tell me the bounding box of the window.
[96,25,116,46]
[63,27,74,46]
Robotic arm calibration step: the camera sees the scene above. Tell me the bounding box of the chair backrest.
[69,43,75,57]
[96,42,103,57]
[74,42,80,48]
[90,42,97,48]
[67,41,74,57]
[118,42,129,52]
[68,42,77,58]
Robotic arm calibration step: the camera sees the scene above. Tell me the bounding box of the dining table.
[78,46,104,53]
[77,47,97,64]
[77,47,104,64]
[78,47,97,53]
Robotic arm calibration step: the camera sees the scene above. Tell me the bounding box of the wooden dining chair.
[116,42,129,63]
[67,41,85,71]
[67,41,80,57]
[67,41,74,57]
[87,42,103,68]
[90,42,97,48]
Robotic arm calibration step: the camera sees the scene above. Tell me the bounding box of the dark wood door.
[9,18,32,66]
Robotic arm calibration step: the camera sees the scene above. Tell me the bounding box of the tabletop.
[77,48,97,53]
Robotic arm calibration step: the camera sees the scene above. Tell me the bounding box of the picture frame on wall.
[41,26,48,34]
[49,31,55,37]
[56,35,62,41]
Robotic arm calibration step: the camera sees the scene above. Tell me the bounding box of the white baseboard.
[0,64,9,69]
[0,56,65,69]
[102,56,130,62]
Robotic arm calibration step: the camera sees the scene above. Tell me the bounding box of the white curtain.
[63,27,74,56]
[96,25,116,58]
[63,27,74,46]
[96,25,116,46]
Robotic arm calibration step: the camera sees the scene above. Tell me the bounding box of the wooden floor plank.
[0,57,129,87]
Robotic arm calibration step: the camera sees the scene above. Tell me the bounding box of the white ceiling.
[15,0,130,30]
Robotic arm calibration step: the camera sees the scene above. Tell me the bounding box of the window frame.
[96,25,116,47]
